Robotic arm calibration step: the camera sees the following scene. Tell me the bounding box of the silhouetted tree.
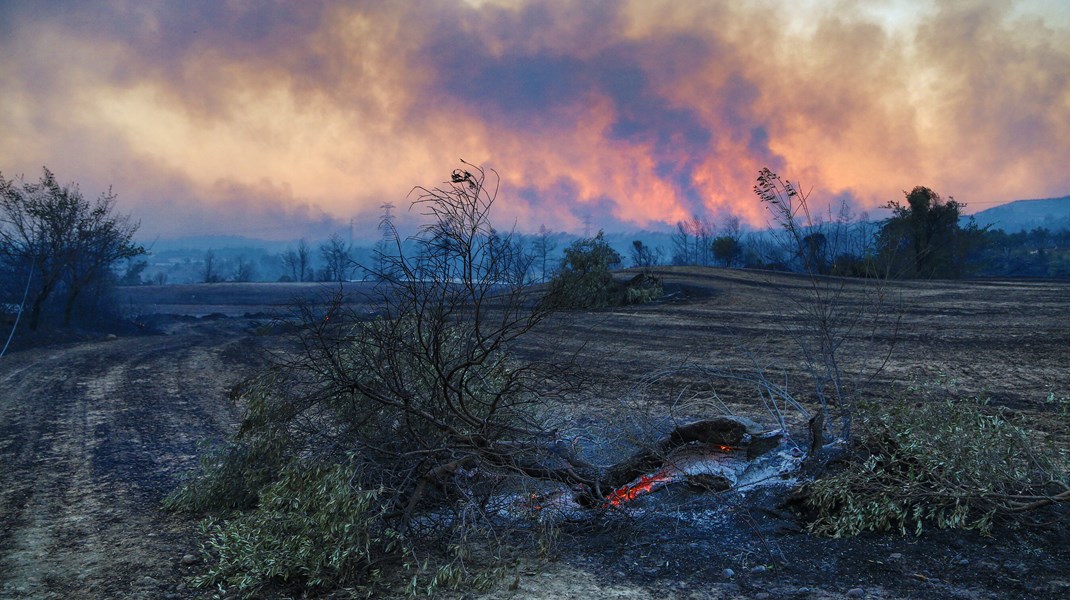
[281,238,315,282]
[532,224,557,282]
[711,235,743,267]
[233,255,257,282]
[671,215,714,266]
[202,250,222,283]
[879,186,974,278]
[320,233,353,282]
[0,168,143,329]
[629,239,662,268]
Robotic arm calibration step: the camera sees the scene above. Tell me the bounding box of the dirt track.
[0,324,256,599]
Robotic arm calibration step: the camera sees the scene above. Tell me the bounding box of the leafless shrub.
[753,168,900,449]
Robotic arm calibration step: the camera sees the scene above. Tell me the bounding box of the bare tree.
[202,250,221,283]
[629,240,662,268]
[233,255,256,282]
[281,249,299,282]
[671,215,714,266]
[319,233,353,283]
[753,168,898,447]
[670,220,693,265]
[297,238,312,282]
[0,168,143,330]
[280,239,314,282]
[531,224,557,282]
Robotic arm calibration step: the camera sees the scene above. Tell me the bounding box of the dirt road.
[0,323,258,599]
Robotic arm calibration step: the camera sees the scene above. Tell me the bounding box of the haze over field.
[2,0,1069,241]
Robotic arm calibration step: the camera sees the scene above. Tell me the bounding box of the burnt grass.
[1,268,1068,599]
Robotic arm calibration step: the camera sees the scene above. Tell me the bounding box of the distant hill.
[970,195,1070,232]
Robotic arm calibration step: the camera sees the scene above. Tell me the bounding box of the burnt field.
[1,268,1068,599]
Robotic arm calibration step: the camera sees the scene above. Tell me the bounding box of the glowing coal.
[508,425,802,522]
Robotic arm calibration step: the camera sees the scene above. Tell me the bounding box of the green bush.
[623,273,663,304]
[189,457,402,595]
[804,394,1069,537]
[545,231,621,308]
[164,432,289,513]
[546,231,662,308]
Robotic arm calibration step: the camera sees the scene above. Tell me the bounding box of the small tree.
[202,250,222,283]
[629,240,662,268]
[319,233,353,283]
[753,168,898,446]
[281,248,300,281]
[546,231,622,308]
[282,238,314,282]
[0,168,143,329]
[532,224,557,282]
[233,255,257,282]
[711,235,742,268]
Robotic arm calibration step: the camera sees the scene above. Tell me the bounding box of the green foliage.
[546,231,621,308]
[189,458,403,595]
[805,391,1069,537]
[623,272,663,304]
[546,231,661,308]
[711,235,742,267]
[164,431,289,513]
[970,227,1070,279]
[878,186,988,278]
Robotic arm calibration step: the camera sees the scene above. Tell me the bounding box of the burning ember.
[505,419,801,522]
[606,444,737,507]
[607,470,675,506]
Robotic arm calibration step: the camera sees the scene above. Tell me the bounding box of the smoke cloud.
[1,0,1067,240]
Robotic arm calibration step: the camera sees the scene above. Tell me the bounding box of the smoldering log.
[602,416,775,492]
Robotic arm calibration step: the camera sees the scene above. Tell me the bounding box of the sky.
[1,0,1068,242]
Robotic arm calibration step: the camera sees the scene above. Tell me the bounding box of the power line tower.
[379,202,395,242]
[374,202,397,279]
[582,212,592,238]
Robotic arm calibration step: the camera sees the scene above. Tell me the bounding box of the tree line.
[4,165,1066,336]
[632,186,1070,280]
